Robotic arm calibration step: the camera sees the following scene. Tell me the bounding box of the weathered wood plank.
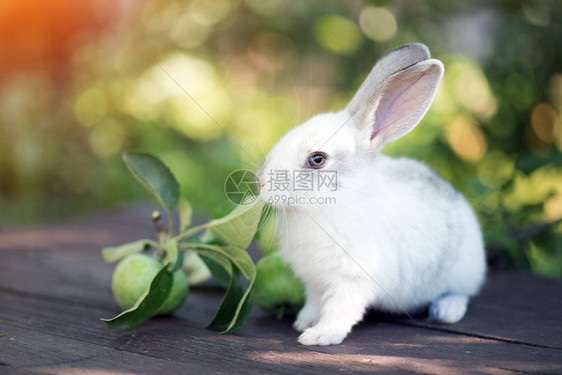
[0,206,160,309]
[1,206,561,374]
[1,323,213,374]
[2,290,561,374]
[390,271,562,349]
[1,206,560,348]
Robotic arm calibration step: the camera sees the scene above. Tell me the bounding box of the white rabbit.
[256,43,486,346]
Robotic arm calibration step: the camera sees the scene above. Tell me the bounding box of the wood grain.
[0,206,561,374]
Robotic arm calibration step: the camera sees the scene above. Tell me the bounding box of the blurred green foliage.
[0,0,560,276]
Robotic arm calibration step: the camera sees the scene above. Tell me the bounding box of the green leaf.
[188,243,256,333]
[102,240,151,263]
[101,264,173,330]
[223,275,255,333]
[123,152,180,211]
[207,263,255,332]
[226,297,253,333]
[175,200,264,245]
[181,239,233,275]
[192,244,255,280]
[211,200,237,220]
[222,245,255,280]
[178,199,193,231]
[197,253,232,288]
[207,271,245,327]
[206,199,266,248]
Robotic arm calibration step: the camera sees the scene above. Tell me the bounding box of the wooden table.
[1,206,561,374]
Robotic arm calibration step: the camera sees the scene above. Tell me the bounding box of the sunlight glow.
[125,53,231,141]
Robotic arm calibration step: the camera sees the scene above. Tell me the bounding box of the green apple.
[252,253,305,318]
[111,253,188,315]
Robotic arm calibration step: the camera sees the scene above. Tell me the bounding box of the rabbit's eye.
[306,152,327,169]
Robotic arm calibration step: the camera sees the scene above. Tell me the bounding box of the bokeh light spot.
[504,167,562,221]
[89,118,125,158]
[446,114,487,163]
[315,15,362,55]
[477,150,514,188]
[449,58,497,120]
[248,33,298,72]
[544,193,562,221]
[359,6,397,42]
[531,103,556,143]
[244,0,283,16]
[74,88,108,127]
[142,1,180,32]
[170,14,210,48]
[125,53,231,141]
[522,0,550,27]
[189,0,231,25]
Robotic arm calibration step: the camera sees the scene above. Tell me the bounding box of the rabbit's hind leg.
[428,293,469,324]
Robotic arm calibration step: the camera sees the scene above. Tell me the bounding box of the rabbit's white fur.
[257,44,486,346]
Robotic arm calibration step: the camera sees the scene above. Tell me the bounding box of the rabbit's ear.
[356,59,444,149]
[346,43,430,116]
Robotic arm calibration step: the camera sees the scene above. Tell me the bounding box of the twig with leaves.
[101,152,265,333]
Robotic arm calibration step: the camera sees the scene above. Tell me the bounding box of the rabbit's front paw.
[428,293,469,324]
[298,327,347,346]
[293,318,314,332]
